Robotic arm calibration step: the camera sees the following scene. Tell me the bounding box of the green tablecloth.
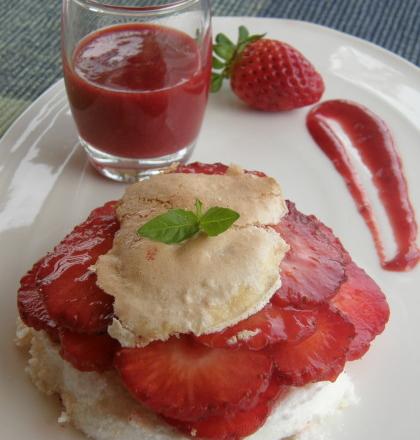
[0,0,419,137]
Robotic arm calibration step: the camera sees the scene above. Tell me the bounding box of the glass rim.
[69,0,200,15]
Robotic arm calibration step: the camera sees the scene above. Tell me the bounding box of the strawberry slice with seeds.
[176,161,266,177]
[39,201,118,334]
[17,260,59,341]
[42,267,114,334]
[271,201,347,307]
[166,376,287,439]
[269,305,355,386]
[331,262,390,361]
[115,335,273,422]
[196,304,317,351]
[37,201,119,282]
[60,329,120,372]
[176,162,229,175]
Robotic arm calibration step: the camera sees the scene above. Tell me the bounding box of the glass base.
[81,139,195,183]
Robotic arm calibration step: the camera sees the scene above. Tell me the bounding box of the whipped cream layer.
[95,167,289,347]
[18,325,357,440]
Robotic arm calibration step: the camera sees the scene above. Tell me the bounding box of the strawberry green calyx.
[211,26,265,93]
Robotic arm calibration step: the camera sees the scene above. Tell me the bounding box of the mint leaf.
[199,207,240,237]
[137,202,240,244]
[137,209,199,244]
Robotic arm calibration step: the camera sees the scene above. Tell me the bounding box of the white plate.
[1,17,419,440]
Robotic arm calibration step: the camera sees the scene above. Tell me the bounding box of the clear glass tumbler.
[62,0,212,182]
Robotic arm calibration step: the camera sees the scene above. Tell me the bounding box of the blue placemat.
[0,0,419,137]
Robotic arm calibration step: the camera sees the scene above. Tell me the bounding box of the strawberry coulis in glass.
[63,23,211,158]
[306,99,419,271]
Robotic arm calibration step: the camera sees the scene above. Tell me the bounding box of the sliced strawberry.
[269,305,355,386]
[37,201,119,282]
[271,201,347,307]
[176,162,229,175]
[17,260,59,341]
[115,335,273,422]
[88,201,120,218]
[42,269,114,334]
[196,304,317,351]
[39,201,119,334]
[59,329,120,372]
[176,162,266,177]
[331,262,390,361]
[166,376,287,439]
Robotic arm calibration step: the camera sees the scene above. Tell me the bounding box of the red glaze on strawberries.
[271,201,347,307]
[176,161,267,177]
[60,329,120,372]
[114,335,273,422]
[332,262,390,361]
[166,376,287,439]
[16,162,390,440]
[39,201,118,334]
[269,305,355,386]
[17,260,59,341]
[196,304,317,351]
[176,162,229,175]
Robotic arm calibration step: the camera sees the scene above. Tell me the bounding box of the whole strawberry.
[212,26,325,111]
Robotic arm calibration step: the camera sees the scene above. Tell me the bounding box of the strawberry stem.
[211,26,265,93]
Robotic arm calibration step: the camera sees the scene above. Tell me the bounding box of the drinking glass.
[62,0,212,182]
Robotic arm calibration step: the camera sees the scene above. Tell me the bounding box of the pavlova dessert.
[16,162,389,439]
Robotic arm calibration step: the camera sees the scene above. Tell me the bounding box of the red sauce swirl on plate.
[307,99,419,271]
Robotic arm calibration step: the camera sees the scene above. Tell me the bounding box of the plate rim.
[1,15,419,440]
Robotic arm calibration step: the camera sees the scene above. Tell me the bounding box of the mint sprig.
[137,200,240,244]
[137,209,199,244]
[199,207,240,237]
